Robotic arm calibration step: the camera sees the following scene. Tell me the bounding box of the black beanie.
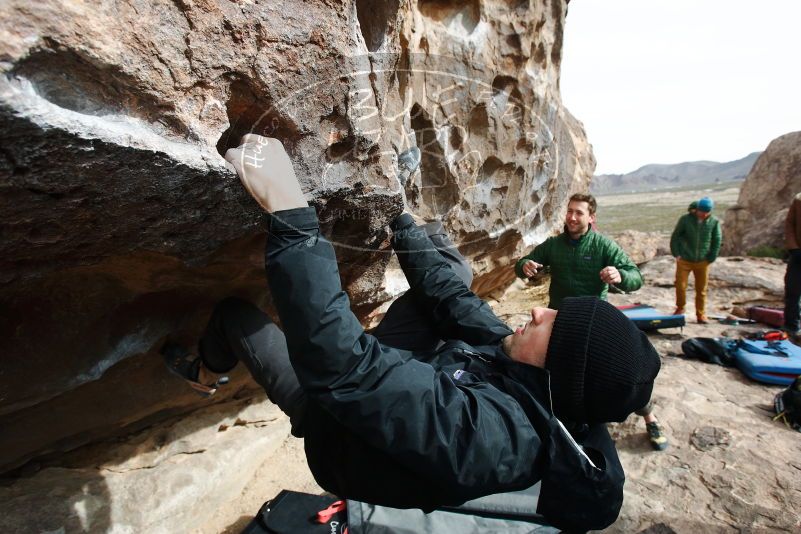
[545,297,661,423]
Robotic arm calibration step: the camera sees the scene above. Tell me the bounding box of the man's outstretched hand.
[599,265,622,285]
[224,134,308,213]
[521,259,543,278]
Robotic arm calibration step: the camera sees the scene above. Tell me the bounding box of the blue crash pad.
[733,339,801,385]
[617,304,685,331]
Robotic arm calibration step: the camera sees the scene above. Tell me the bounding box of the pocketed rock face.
[722,131,801,255]
[0,0,592,473]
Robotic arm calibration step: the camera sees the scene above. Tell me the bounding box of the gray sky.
[560,0,801,175]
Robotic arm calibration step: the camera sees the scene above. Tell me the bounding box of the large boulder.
[722,131,801,255]
[610,230,670,265]
[0,0,593,473]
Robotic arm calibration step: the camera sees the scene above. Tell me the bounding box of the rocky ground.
[1,254,799,533]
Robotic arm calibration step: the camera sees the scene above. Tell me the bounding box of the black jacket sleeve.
[390,214,512,346]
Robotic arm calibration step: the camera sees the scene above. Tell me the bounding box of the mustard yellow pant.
[675,258,710,317]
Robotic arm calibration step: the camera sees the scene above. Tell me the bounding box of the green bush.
[746,245,785,259]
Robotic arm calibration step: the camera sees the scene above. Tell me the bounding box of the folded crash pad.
[617,304,685,331]
[746,306,785,328]
[243,485,557,534]
[734,339,801,385]
[348,484,556,534]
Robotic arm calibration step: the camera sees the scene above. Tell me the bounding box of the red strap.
[764,331,788,341]
[316,500,347,523]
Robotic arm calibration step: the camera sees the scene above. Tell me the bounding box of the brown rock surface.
[722,131,801,255]
[2,256,799,533]
[609,230,670,265]
[0,0,592,473]
[0,397,313,534]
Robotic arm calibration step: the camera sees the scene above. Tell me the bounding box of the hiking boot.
[646,421,668,451]
[397,147,421,188]
[672,307,685,316]
[697,314,709,324]
[161,342,229,398]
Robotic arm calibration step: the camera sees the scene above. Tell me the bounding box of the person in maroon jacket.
[784,193,801,341]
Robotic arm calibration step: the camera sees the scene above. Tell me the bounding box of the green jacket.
[670,213,722,263]
[514,229,643,309]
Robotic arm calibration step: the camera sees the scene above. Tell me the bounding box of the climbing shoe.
[672,307,685,316]
[697,314,709,324]
[161,342,229,398]
[646,421,668,451]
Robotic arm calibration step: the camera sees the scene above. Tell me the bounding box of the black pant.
[197,221,472,437]
[785,250,801,332]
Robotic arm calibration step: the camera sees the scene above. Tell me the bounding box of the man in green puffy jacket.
[514,195,668,451]
[514,194,643,310]
[670,196,722,324]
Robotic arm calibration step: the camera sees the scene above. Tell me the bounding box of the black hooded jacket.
[265,207,625,532]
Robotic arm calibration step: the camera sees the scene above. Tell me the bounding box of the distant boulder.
[610,230,670,265]
[723,131,801,255]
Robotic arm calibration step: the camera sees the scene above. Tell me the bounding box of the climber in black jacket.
[164,134,661,532]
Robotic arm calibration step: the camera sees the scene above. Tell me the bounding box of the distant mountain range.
[590,152,761,194]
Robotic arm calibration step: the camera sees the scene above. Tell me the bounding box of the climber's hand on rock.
[224,134,307,213]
